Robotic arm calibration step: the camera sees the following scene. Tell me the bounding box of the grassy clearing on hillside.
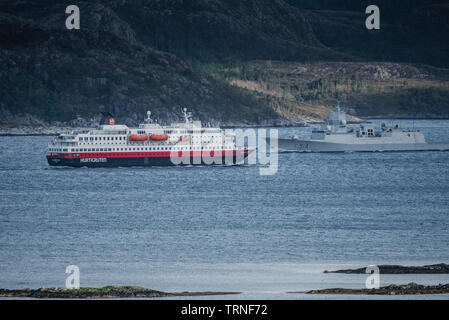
[196,61,449,119]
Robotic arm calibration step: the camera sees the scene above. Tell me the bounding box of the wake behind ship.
[46,109,252,167]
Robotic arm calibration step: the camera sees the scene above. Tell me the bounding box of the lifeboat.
[129,134,148,141]
[150,134,169,141]
[179,136,190,142]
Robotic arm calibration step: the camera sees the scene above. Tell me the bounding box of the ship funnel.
[328,102,347,127]
[100,111,115,125]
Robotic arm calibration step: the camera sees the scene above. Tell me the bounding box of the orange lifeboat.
[179,136,190,142]
[150,134,169,141]
[129,134,148,141]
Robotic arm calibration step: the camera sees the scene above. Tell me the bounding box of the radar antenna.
[145,110,153,124]
[181,107,193,124]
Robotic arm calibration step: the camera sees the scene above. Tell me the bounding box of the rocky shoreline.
[0,111,368,136]
[307,283,449,295]
[323,263,449,274]
[0,124,298,136]
[0,286,240,299]
[0,127,88,137]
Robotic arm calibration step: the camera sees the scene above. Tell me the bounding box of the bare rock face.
[107,0,346,62]
[35,2,138,44]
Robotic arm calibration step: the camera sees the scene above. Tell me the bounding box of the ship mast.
[336,100,341,113]
[181,107,192,124]
[145,111,153,124]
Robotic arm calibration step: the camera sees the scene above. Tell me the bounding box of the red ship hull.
[46,149,253,167]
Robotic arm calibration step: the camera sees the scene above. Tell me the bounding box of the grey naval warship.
[276,103,449,153]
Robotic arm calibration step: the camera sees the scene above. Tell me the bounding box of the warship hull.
[277,139,449,153]
[274,103,449,153]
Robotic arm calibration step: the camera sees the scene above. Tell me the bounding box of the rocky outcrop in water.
[0,286,240,299]
[307,283,449,295]
[323,263,449,274]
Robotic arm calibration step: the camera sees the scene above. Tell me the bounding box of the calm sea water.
[1,119,448,299]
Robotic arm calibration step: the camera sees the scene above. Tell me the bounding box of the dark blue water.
[1,120,449,298]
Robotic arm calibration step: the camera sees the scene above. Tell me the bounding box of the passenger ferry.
[46,109,252,167]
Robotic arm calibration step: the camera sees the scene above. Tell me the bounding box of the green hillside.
[1,0,448,126]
